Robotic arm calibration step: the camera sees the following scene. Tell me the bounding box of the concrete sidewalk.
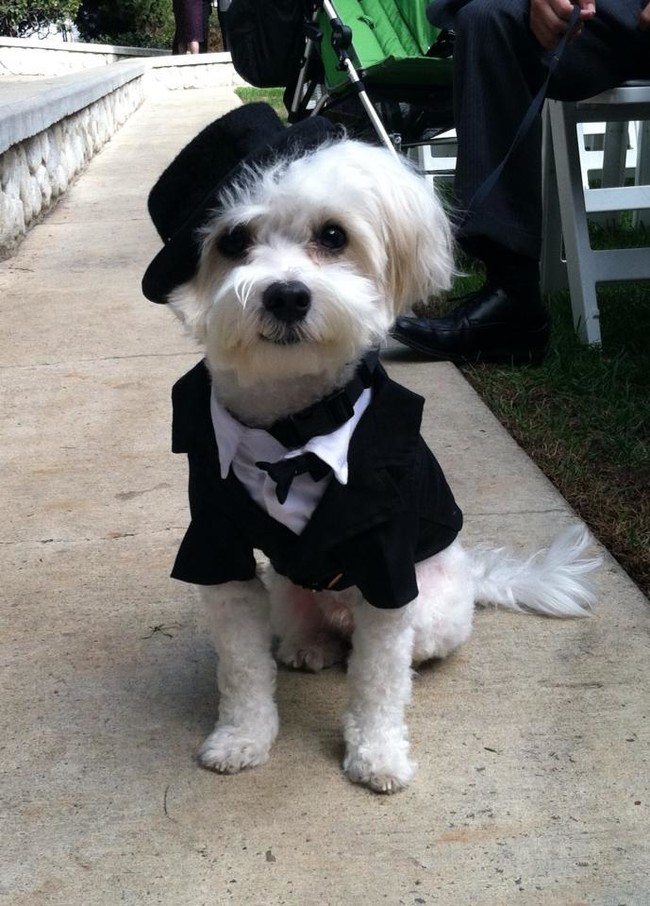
[2,86,649,906]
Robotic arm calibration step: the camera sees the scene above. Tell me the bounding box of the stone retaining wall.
[1,76,145,256]
[150,56,243,90]
[0,52,244,257]
[0,36,166,77]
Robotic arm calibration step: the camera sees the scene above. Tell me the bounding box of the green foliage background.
[0,0,80,37]
[0,0,226,48]
[0,0,178,45]
[75,0,175,48]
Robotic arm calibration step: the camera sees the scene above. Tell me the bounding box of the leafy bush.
[0,0,80,37]
[75,0,175,49]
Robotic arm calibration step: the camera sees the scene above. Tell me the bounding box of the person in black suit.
[392,0,650,364]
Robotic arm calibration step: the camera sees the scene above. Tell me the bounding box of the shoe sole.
[390,330,548,366]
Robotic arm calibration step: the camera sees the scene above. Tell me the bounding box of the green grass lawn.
[235,87,286,112]
[457,259,650,597]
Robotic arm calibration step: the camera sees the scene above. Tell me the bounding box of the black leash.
[459,2,582,227]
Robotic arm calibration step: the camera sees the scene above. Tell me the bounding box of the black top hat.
[142,103,339,304]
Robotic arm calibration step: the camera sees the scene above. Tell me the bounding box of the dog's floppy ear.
[168,278,210,344]
[377,155,454,316]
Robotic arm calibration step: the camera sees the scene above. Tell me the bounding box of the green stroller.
[286,0,454,151]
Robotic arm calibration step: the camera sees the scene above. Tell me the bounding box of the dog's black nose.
[262,281,311,323]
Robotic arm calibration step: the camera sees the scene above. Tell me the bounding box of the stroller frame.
[288,0,454,153]
[290,0,398,153]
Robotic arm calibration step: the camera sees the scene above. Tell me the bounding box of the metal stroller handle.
[320,0,399,155]
[329,17,353,59]
[289,0,450,154]
[288,4,323,124]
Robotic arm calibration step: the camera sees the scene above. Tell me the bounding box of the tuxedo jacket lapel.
[297,368,425,550]
[170,358,462,608]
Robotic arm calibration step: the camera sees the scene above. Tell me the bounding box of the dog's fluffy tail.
[469,525,601,618]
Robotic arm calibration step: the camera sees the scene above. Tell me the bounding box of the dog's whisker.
[233,275,253,308]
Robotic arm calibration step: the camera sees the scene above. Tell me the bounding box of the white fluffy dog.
[144,105,599,793]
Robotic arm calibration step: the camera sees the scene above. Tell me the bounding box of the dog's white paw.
[198,725,274,774]
[276,636,347,672]
[343,748,416,794]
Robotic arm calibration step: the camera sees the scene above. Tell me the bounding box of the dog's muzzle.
[262,280,311,324]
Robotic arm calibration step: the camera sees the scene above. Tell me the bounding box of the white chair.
[541,82,650,345]
[408,128,457,188]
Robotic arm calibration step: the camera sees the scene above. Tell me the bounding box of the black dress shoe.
[391,285,550,365]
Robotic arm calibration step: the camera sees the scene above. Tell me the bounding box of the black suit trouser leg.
[449,0,649,261]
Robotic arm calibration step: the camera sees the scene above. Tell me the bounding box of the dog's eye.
[318,223,347,252]
[216,226,251,259]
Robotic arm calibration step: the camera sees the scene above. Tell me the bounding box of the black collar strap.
[267,351,379,448]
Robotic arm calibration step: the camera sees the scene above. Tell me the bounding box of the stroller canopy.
[320,0,451,90]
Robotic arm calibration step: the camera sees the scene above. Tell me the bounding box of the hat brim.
[142,114,339,304]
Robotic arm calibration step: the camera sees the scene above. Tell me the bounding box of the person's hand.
[640,1,650,30]
[530,0,596,49]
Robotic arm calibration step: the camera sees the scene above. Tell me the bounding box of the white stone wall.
[0,76,145,256]
[0,45,121,75]
[150,58,245,90]
[0,47,244,257]
[0,37,167,77]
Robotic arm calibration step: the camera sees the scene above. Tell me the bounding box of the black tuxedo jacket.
[170,360,462,609]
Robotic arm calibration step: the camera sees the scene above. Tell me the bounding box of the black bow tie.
[256,452,331,504]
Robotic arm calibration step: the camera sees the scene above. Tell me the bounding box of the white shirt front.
[210,387,372,535]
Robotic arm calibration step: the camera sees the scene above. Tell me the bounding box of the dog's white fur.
[168,138,600,792]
